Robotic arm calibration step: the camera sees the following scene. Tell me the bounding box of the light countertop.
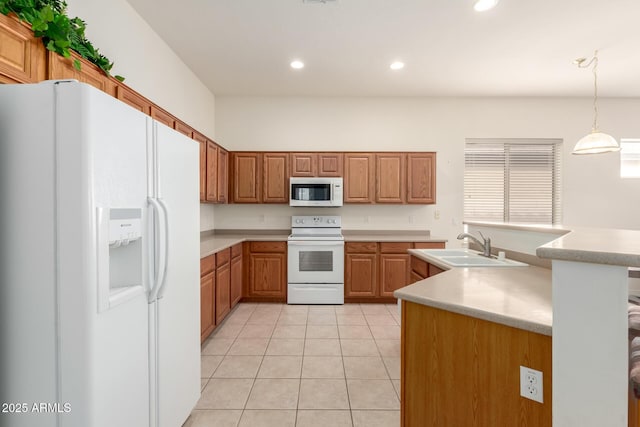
[536,227,640,267]
[201,229,447,258]
[398,251,553,335]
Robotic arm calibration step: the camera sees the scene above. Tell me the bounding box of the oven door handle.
[287,241,344,246]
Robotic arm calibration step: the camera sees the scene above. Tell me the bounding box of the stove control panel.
[291,215,342,228]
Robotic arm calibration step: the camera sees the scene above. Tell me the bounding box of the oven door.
[287,240,344,284]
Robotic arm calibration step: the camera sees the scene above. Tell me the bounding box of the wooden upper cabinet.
[231,152,261,203]
[116,83,151,114]
[48,51,116,96]
[150,105,175,129]
[290,153,317,177]
[318,153,343,177]
[217,148,229,203]
[263,153,289,203]
[174,121,193,137]
[206,141,218,202]
[344,153,375,203]
[407,152,436,204]
[193,132,207,202]
[0,13,46,83]
[376,153,406,203]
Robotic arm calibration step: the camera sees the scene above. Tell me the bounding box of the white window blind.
[464,138,562,225]
[621,139,640,178]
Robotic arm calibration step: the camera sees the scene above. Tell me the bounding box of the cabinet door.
[344,153,375,203]
[116,83,151,114]
[206,141,218,202]
[376,153,406,203]
[249,253,286,297]
[0,13,46,83]
[231,152,261,203]
[150,105,175,129]
[215,263,231,324]
[217,148,229,203]
[193,132,207,202]
[48,51,116,96]
[318,153,344,177]
[345,254,377,297]
[200,272,215,342]
[290,153,317,177]
[174,121,193,137]
[379,254,410,297]
[263,153,289,203]
[407,152,436,204]
[230,255,243,307]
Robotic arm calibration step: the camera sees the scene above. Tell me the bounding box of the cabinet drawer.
[380,242,412,253]
[216,248,231,267]
[410,256,428,278]
[345,242,378,253]
[200,255,215,276]
[231,243,242,258]
[413,242,446,249]
[250,241,286,253]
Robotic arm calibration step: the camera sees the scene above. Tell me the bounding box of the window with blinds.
[621,139,640,178]
[464,138,562,225]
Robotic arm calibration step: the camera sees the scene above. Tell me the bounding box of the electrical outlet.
[520,366,543,403]
[434,210,440,220]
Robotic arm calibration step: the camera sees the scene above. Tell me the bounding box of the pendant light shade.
[572,50,620,155]
[573,131,620,155]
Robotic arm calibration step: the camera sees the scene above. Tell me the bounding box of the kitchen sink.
[413,249,528,268]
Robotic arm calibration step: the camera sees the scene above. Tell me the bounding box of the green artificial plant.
[0,0,124,81]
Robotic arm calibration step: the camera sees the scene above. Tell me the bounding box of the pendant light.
[572,50,620,155]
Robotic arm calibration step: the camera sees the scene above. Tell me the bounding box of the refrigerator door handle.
[148,197,168,303]
[156,198,170,299]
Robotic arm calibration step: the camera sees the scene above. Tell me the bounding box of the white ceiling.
[126,0,640,97]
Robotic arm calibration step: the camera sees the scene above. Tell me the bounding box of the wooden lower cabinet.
[230,251,243,307]
[200,271,215,343]
[345,254,378,297]
[347,241,445,301]
[409,255,446,284]
[244,241,287,301]
[379,254,410,297]
[215,261,231,325]
[401,301,552,426]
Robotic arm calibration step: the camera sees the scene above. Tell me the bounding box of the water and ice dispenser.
[97,207,144,312]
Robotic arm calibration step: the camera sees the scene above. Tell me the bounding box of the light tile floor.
[185,302,401,427]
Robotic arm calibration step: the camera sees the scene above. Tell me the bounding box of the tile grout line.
[238,303,279,422]
[294,307,309,426]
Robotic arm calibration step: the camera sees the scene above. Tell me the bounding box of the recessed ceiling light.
[290,60,305,69]
[474,0,499,12]
[390,61,405,70]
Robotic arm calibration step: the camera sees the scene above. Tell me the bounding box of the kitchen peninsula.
[395,226,640,427]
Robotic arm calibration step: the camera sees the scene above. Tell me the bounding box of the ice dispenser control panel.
[109,209,142,248]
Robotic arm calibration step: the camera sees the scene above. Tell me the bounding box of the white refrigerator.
[0,81,200,427]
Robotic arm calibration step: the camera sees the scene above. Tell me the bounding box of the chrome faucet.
[457,231,492,258]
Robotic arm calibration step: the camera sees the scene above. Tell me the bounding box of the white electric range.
[287,215,344,304]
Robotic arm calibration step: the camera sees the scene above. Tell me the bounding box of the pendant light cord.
[576,50,600,132]
[592,50,599,132]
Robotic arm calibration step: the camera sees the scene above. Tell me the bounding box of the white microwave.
[289,177,343,207]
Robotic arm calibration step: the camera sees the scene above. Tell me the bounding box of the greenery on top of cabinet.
[0,0,124,81]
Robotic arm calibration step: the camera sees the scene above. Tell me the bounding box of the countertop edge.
[396,287,552,336]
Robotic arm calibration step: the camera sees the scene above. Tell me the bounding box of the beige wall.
[214,96,640,243]
[65,0,217,230]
